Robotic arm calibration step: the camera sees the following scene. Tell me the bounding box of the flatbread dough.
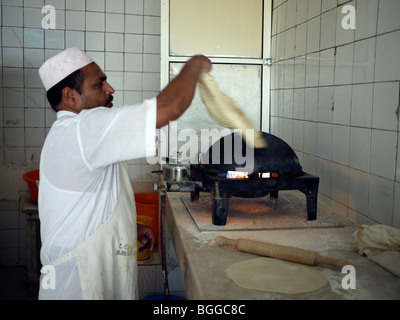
[225,257,328,295]
[353,224,400,277]
[198,72,267,149]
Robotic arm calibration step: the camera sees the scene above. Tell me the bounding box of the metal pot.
[152,157,191,182]
[163,163,190,182]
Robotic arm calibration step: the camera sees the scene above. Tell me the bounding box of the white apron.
[43,162,138,300]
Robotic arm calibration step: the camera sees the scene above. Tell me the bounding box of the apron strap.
[44,251,75,268]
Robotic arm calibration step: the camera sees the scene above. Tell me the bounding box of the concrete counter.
[165,192,400,300]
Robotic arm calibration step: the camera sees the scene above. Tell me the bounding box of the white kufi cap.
[39,47,93,91]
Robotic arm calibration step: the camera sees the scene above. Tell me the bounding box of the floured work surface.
[166,192,400,300]
[181,191,345,232]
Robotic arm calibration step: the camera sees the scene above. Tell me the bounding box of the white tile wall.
[271,0,400,227]
[1,0,161,171]
[0,1,162,268]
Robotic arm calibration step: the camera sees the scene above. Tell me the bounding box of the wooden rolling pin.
[216,236,347,270]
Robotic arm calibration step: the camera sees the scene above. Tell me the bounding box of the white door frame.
[160,0,272,158]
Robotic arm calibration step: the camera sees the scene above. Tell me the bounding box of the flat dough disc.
[225,257,328,295]
[198,72,267,149]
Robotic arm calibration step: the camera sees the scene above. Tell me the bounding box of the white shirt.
[38,98,156,299]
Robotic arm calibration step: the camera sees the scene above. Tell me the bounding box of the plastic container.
[137,215,153,261]
[22,170,39,203]
[135,193,160,246]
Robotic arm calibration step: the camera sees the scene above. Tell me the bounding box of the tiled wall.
[270,0,400,227]
[0,0,161,265]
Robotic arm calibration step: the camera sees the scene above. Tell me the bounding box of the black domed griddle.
[188,132,320,226]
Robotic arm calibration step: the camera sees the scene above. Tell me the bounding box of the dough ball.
[225,257,328,295]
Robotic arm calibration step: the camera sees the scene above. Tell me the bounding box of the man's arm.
[156,55,212,129]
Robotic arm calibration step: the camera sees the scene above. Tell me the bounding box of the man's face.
[77,63,115,110]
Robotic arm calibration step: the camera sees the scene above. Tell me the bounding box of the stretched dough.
[198,72,267,149]
[225,257,328,295]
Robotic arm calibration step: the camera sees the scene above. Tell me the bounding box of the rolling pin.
[216,236,347,270]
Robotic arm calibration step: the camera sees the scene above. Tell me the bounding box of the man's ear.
[62,87,78,106]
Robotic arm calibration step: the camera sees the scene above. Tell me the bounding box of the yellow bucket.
[135,193,160,246]
[137,215,153,261]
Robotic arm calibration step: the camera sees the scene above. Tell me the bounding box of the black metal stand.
[204,173,320,226]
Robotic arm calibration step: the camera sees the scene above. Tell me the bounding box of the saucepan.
[152,157,190,182]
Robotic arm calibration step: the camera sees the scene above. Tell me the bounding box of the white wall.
[270,0,400,227]
[0,0,161,265]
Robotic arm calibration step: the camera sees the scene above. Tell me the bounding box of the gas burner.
[164,132,319,226]
[188,132,320,226]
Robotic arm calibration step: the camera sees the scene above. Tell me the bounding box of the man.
[38,47,211,300]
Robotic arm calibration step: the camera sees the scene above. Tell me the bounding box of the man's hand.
[137,223,155,253]
[188,54,212,73]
